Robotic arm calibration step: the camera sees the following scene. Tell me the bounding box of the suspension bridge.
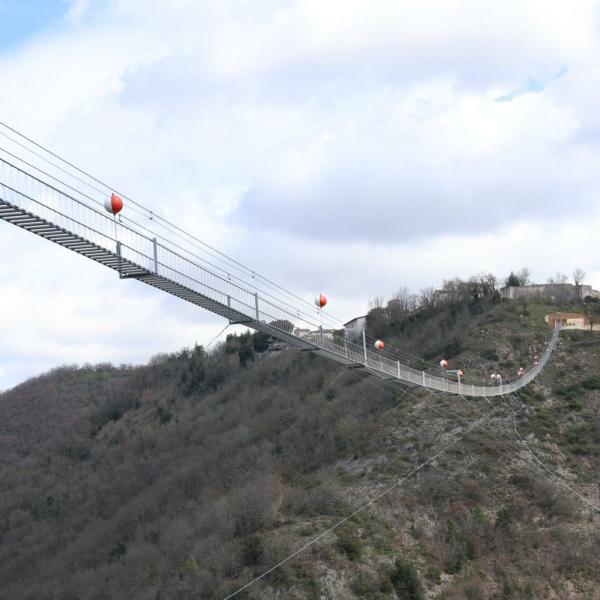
[0,123,560,396]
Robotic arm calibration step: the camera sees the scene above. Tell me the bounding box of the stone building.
[500,283,600,303]
[432,289,452,305]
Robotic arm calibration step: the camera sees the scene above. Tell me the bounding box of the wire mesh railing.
[0,154,561,397]
[0,138,517,380]
[0,157,326,335]
[301,323,560,397]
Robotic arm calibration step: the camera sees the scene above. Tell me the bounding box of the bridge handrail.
[0,155,562,396]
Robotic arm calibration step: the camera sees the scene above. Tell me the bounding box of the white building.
[344,315,367,339]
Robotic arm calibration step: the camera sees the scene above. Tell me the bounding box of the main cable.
[0,120,337,320]
[0,121,559,389]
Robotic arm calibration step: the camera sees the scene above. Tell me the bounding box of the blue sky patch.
[496,66,569,102]
[0,0,66,53]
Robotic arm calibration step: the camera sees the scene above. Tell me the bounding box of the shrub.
[594,417,600,443]
[471,505,490,527]
[64,445,91,461]
[108,542,126,562]
[156,405,172,425]
[495,507,512,530]
[336,527,362,561]
[389,558,424,600]
[253,332,270,353]
[510,471,554,510]
[350,571,381,597]
[582,375,600,390]
[300,485,343,517]
[439,337,463,359]
[564,424,596,456]
[521,408,559,438]
[555,384,581,404]
[548,493,576,519]
[378,568,394,593]
[482,349,499,361]
[179,344,207,395]
[461,578,486,600]
[242,533,264,566]
[502,577,519,599]
[334,417,364,455]
[181,555,200,576]
[237,333,255,367]
[425,563,441,583]
[148,559,160,583]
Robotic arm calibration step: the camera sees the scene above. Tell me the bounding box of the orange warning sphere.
[374,340,385,350]
[105,193,124,215]
[440,359,449,369]
[314,294,327,308]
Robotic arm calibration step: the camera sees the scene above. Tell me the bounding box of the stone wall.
[500,283,600,303]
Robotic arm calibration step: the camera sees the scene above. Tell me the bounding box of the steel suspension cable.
[0,133,479,375]
[0,120,561,390]
[0,145,334,329]
[0,121,336,320]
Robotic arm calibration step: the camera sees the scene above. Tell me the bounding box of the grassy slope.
[0,299,599,599]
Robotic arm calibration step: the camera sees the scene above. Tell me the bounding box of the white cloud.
[0,226,228,389]
[63,0,91,24]
[1,0,600,389]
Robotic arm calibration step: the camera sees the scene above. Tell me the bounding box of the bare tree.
[419,287,436,308]
[573,268,586,300]
[475,272,497,295]
[573,268,586,286]
[368,296,385,310]
[517,267,531,286]
[387,287,418,324]
[547,272,568,284]
[442,277,471,302]
[390,286,413,312]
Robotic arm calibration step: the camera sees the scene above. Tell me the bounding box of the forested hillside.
[1,289,600,599]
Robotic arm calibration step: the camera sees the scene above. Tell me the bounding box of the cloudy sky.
[1,0,599,390]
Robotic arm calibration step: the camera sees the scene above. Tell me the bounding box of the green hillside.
[1,294,599,599]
